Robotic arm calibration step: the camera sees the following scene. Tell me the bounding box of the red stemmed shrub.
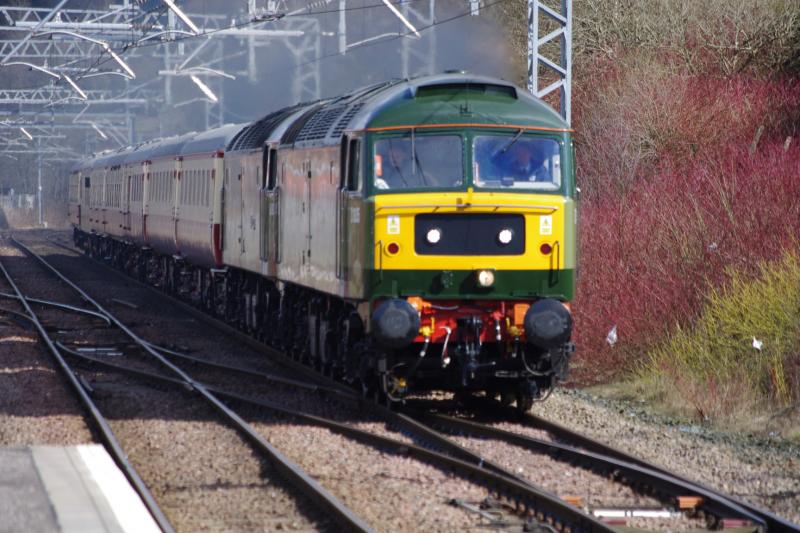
[570,69,800,383]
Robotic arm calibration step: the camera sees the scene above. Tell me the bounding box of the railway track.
[0,240,173,532]
[31,230,800,532]
[55,323,774,531]
[437,399,800,533]
[1,235,368,532]
[402,402,792,531]
[14,232,617,532]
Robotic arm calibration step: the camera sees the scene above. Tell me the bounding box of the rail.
[11,236,374,533]
[44,233,799,532]
[0,249,174,533]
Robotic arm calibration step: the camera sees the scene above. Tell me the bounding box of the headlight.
[426,227,442,244]
[497,228,513,245]
[476,269,495,287]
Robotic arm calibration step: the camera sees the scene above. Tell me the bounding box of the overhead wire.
[88,0,512,77]
[17,0,453,94]
[12,0,513,133]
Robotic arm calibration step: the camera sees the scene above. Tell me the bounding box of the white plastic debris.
[752,337,763,351]
[606,325,618,347]
[707,242,718,252]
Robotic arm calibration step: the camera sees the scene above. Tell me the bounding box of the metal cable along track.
[9,236,373,533]
[42,236,619,532]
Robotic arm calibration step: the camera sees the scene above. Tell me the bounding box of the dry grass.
[573,0,800,75]
[636,252,800,428]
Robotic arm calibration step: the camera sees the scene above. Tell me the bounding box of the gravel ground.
[238,408,495,533]
[8,232,508,531]
[1,234,335,531]
[93,377,333,531]
[0,240,94,446]
[522,388,800,525]
[0,331,95,446]
[16,229,800,530]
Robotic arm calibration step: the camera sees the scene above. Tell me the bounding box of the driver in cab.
[495,142,551,183]
[374,142,412,190]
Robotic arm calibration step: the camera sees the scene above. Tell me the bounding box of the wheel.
[515,391,533,414]
[454,390,480,409]
[499,391,515,407]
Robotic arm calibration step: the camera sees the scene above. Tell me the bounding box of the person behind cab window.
[499,142,549,182]
[474,135,560,189]
[374,141,412,189]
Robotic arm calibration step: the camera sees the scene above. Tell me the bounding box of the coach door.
[260,146,280,267]
[336,136,362,286]
[222,160,245,264]
[82,176,91,226]
[124,173,132,235]
[238,162,246,255]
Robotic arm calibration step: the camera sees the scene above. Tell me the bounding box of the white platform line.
[77,445,162,533]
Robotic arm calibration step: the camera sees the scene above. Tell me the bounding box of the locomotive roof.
[227,73,568,150]
[70,73,568,171]
[356,73,569,131]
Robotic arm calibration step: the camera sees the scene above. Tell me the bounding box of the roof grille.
[228,106,302,151]
[330,102,364,138]
[281,104,324,145]
[295,104,348,142]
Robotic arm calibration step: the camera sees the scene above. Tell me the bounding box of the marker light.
[540,243,553,255]
[426,227,442,244]
[386,242,400,255]
[476,269,495,287]
[497,228,513,245]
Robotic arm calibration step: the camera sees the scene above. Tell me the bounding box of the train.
[68,73,577,412]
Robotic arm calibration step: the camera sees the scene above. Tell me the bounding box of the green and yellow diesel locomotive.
[69,73,577,411]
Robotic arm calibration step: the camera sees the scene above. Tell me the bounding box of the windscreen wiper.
[499,129,524,153]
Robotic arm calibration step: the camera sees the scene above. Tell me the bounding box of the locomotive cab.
[359,82,577,410]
